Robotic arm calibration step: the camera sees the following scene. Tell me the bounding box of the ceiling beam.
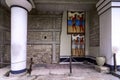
[34,0,98,4]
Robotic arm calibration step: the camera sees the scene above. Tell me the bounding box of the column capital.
[5,0,33,12]
[96,0,120,15]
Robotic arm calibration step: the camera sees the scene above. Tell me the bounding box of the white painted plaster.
[11,7,27,71]
[112,8,120,65]
[99,9,113,65]
[85,11,89,56]
[98,3,120,65]
[60,11,71,56]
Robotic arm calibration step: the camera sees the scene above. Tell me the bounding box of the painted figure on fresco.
[67,11,85,34]
[72,14,77,32]
[72,34,79,56]
[79,35,84,55]
[72,34,84,56]
[76,14,85,33]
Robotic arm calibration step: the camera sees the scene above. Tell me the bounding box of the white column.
[112,7,120,66]
[5,0,33,74]
[11,7,28,74]
[96,0,120,66]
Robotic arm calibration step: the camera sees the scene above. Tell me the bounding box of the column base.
[11,68,26,74]
[9,69,27,77]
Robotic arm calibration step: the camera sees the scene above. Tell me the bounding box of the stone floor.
[0,63,119,80]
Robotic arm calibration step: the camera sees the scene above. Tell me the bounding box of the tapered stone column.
[5,0,32,74]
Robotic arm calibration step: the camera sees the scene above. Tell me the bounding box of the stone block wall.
[3,45,10,62]
[27,45,52,64]
[55,45,60,63]
[89,9,99,47]
[0,11,62,67]
[0,8,10,68]
[28,32,53,42]
[27,14,62,64]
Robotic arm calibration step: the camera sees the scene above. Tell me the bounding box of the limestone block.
[41,32,53,41]
[28,32,52,42]
[3,15,10,27]
[56,45,60,63]
[28,17,53,29]
[4,45,10,62]
[27,45,52,64]
[0,31,3,41]
[0,9,4,25]
[55,18,62,29]
[55,32,60,42]
[95,65,110,73]
[0,45,3,51]
[0,34,2,42]
[89,10,99,47]
[0,8,10,27]
[5,31,10,41]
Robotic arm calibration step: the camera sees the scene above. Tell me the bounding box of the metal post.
[70,56,72,73]
[113,53,117,72]
[70,35,72,74]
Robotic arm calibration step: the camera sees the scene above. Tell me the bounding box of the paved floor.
[0,63,119,80]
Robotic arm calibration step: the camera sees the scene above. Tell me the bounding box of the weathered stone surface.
[55,17,62,29]
[0,8,10,67]
[27,45,52,64]
[5,31,10,41]
[55,32,60,42]
[94,65,110,73]
[0,31,3,41]
[3,14,10,27]
[89,9,99,47]
[0,8,10,28]
[27,14,61,64]
[4,45,10,62]
[28,16,53,29]
[28,32,53,42]
[56,45,60,63]
[0,9,4,26]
